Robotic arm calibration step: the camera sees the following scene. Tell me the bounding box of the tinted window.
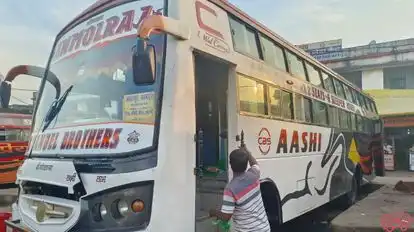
[286,51,306,80]
[333,78,345,99]
[238,75,266,114]
[261,36,286,71]
[229,18,260,59]
[245,28,260,59]
[340,110,350,129]
[322,72,335,93]
[328,106,340,127]
[281,90,293,119]
[356,115,363,131]
[313,101,328,125]
[350,114,357,130]
[352,90,361,106]
[343,84,354,102]
[371,101,377,113]
[306,63,323,87]
[294,94,312,123]
[269,86,282,117]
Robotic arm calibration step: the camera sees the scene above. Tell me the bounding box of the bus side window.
[342,84,354,103]
[306,62,323,88]
[286,50,307,81]
[340,110,350,129]
[321,72,335,94]
[260,35,287,71]
[229,17,260,59]
[350,114,357,131]
[333,78,346,99]
[313,100,328,126]
[238,75,266,115]
[294,94,312,123]
[356,115,363,131]
[328,105,340,128]
[281,90,293,120]
[269,86,282,117]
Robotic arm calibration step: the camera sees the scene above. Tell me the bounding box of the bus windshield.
[31,0,165,157]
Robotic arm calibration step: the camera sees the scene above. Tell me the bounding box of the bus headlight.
[79,181,154,232]
[112,199,129,218]
[91,203,107,221]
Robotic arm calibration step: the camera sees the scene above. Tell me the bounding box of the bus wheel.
[260,181,282,230]
[342,175,358,209]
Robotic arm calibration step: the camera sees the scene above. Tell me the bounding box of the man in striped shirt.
[209,148,271,232]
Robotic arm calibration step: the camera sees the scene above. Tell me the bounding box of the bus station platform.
[331,173,414,232]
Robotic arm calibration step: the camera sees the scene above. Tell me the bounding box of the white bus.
[2,0,385,231]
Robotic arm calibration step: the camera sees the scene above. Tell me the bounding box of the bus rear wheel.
[340,175,358,209]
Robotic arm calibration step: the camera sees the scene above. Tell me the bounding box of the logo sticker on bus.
[258,128,271,155]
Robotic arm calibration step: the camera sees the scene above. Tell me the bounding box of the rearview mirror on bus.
[0,65,62,109]
[133,39,156,85]
[0,81,11,108]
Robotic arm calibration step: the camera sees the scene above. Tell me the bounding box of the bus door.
[193,53,231,228]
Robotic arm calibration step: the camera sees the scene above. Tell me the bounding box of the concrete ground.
[331,171,414,232]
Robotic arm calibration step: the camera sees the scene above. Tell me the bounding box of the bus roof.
[60,0,373,101]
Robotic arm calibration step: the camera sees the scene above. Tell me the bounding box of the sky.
[1,0,414,104]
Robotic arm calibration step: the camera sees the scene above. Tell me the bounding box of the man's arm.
[246,147,258,166]
[209,189,234,222]
[244,147,260,178]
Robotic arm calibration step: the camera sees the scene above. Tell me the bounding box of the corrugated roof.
[364,89,414,116]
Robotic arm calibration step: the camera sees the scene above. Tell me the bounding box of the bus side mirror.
[0,81,12,108]
[0,65,62,109]
[133,39,156,85]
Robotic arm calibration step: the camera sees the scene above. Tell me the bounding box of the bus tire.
[260,180,283,230]
[342,174,358,209]
[355,165,362,194]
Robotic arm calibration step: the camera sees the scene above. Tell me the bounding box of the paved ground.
[331,171,414,232]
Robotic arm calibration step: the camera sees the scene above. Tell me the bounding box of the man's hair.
[229,148,249,173]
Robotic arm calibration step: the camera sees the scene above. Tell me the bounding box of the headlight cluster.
[92,199,145,221]
[76,181,153,232]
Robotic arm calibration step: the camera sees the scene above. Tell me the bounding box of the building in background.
[299,38,414,171]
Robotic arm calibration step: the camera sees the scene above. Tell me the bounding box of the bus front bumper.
[5,219,32,232]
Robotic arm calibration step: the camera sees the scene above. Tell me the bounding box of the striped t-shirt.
[221,165,270,232]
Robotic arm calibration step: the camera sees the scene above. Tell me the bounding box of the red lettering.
[115,10,135,34]
[309,132,317,152]
[110,128,122,149]
[41,133,51,151]
[289,130,299,153]
[49,133,58,150]
[301,132,308,152]
[60,132,70,149]
[103,16,120,38]
[276,129,287,153]
[93,21,105,42]
[86,129,97,149]
[80,129,91,149]
[100,128,113,149]
[195,1,224,39]
[72,131,83,149]
[82,26,96,47]
[68,31,84,52]
[94,129,105,149]
[318,133,322,152]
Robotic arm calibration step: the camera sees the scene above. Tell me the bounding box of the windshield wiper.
[42,85,73,132]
